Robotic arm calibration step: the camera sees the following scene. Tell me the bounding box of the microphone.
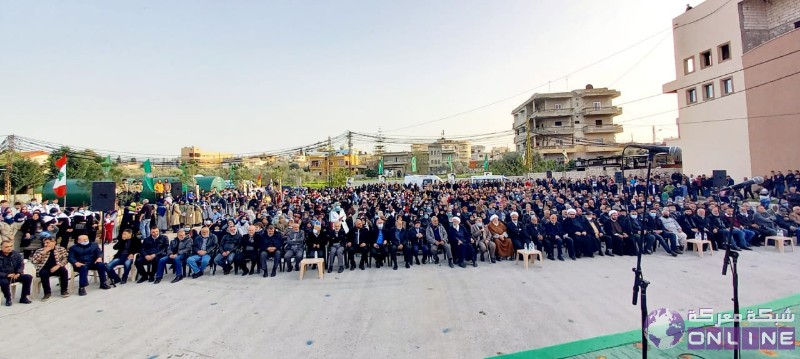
[722,177,764,191]
[626,144,681,156]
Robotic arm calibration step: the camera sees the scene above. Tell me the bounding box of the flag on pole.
[378,159,384,175]
[411,156,417,173]
[483,153,489,171]
[562,149,569,164]
[257,173,263,187]
[53,155,67,198]
[143,159,154,191]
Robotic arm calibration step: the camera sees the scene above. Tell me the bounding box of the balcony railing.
[582,124,623,134]
[581,106,622,116]
[532,126,575,135]
[530,108,573,119]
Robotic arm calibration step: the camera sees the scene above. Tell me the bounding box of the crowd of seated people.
[1,169,799,305]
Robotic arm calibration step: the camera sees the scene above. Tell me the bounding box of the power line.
[382,27,672,133]
[609,33,671,87]
[673,0,733,29]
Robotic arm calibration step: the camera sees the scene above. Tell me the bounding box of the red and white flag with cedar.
[53,155,67,197]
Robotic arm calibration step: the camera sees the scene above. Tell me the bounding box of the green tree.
[1,158,46,194]
[488,152,527,176]
[331,168,349,187]
[47,147,104,181]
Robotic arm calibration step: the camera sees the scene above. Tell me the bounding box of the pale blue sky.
[0,0,696,156]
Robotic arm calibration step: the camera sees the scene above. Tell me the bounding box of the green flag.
[142,159,154,191]
[229,166,235,181]
[411,156,417,173]
[378,159,384,175]
[483,154,489,171]
[447,154,453,172]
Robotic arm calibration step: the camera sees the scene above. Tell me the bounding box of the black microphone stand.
[629,149,656,359]
[717,190,741,359]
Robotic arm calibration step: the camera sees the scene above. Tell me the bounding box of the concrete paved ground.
[1,246,797,359]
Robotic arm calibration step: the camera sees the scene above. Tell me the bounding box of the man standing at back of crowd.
[138,199,153,239]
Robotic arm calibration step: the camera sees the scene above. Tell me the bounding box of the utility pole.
[347,131,353,176]
[327,136,332,187]
[525,120,533,172]
[651,125,656,144]
[3,135,15,200]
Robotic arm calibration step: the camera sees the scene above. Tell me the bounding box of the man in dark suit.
[135,227,169,283]
[257,225,283,277]
[506,212,528,254]
[449,217,476,268]
[370,218,396,270]
[347,219,371,271]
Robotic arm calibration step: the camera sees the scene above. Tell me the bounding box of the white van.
[403,175,443,187]
[469,174,509,185]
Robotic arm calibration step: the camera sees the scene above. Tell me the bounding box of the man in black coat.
[257,225,283,277]
[0,240,32,306]
[68,235,111,296]
[449,217,476,268]
[506,212,529,254]
[347,219,371,271]
[136,227,169,283]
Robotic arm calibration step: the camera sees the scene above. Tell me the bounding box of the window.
[702,83,714,100]
[721,78,734,95]
[595,119,603,126]
[311,160,320,167]
[687,88,697,104]
[575,121,580,124]
[593,101,601,109]
[554,104,562,110]
[554,121,562,126]
[684,56,695,74]
[718,43,731,62]
[795,20,800,29]
[700,50,712,68]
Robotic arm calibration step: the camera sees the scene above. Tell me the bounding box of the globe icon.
[645,308,686,349]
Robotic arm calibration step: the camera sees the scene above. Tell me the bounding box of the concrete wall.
[741,0,800,51]
[525,167,681,181]
[664,0,753,180]
[743,28,800,176]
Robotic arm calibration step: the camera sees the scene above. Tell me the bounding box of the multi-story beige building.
[663,0,800,179]
[180,146,233,166]
[409,137,469,173]
[512,86,624,163]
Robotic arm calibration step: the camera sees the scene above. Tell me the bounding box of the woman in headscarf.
[487,214,513,260]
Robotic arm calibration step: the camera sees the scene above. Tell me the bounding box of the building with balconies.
[511,85,624,162]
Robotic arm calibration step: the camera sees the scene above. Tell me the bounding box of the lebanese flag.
[53,155,67,197]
